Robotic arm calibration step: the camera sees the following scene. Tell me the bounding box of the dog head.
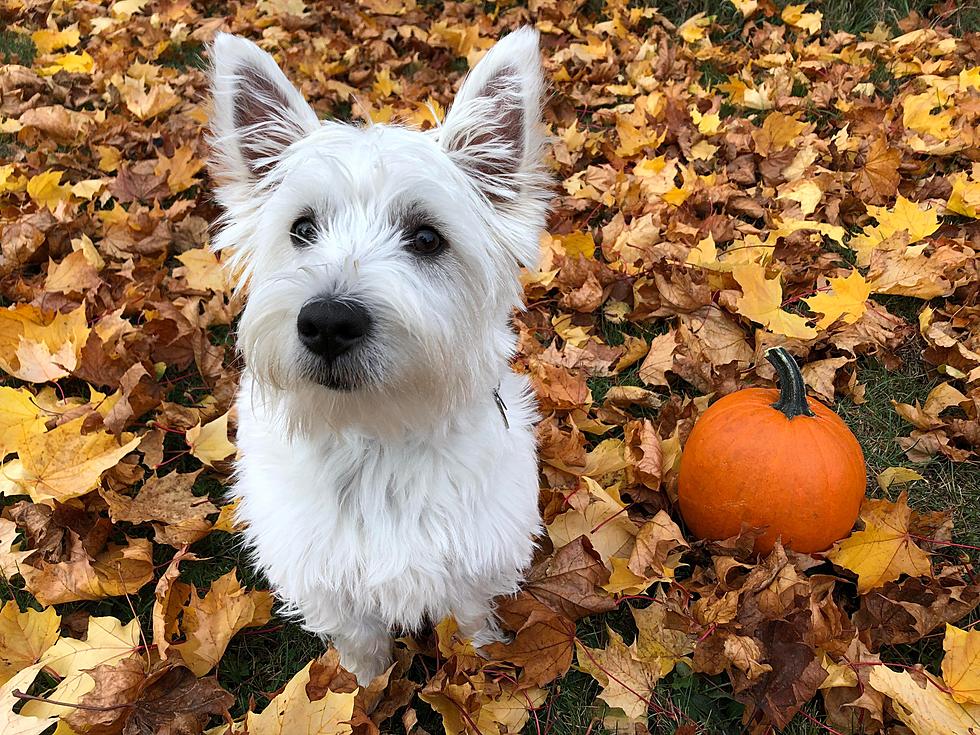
[207,29,549,433]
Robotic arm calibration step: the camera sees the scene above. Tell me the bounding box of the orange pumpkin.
[678,347,866,554]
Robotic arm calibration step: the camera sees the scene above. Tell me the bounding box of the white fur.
[207,29,549,683]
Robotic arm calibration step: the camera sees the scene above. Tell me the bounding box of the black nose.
[296,299,371,361]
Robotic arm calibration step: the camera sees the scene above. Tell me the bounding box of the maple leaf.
[752,111,806,156]
[21,534,154,605]
[0,518,31,579]
[186,411,236,467]
[0,387,47,457]
[850,195,941,266]
[732,263,817,339]
[0,663,58,735]
[9,416,141,504]
[236,660,356,735]
[103,469,217,547]
[152,549,195,658]
[828,492,932,594]
[633,603,694,678]
[854,138,901,203]
[524,537,617,620]
[21,615,140,719]
[576,628,661,724]
[942,624,980,704]
[803,270,872,329]
[30,26,80,53]
[0,304,89,383]
[175,248,227,292]
[546,478,638,567]
[485,594,576,686]
[171,569,274,676]
[868,665,980,735]
[0,602,60,685]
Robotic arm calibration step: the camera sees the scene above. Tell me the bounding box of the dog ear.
[439,27,546,203]
[208,34,319,182]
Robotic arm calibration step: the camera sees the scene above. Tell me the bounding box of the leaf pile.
[2,0,980,733]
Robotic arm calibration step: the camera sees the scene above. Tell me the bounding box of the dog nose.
[296,299,371,360]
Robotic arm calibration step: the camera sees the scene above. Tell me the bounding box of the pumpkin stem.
[765,347,815,419]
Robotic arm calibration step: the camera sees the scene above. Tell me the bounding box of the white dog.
[207,28,549,683]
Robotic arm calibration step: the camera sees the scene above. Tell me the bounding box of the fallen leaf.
[828,492,932,594]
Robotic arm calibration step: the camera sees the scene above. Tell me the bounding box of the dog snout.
[296,299,372,361]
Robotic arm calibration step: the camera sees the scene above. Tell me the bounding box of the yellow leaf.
[31,26,80,54]
[12,417,141,504]
[372,67,400,98]
[774,218,846,244]
[213,498,244,533]
[0,602,60,685]
[947,172,980,218]
[546,478,638,568]
[729,0,758,17]
[556,231,596,260]
[237,660,354,735]
[692,109,722,135]
[186,411,236,466]
[576,629,661,723]
[777,180,822,215]
[175,248,227,292]
[632,603,694,678]
[868,665,980,735]
[752,112,806,156]
[39,51,95,76]
[828,492,932,594]
[476,683,547,734]
[689,139,718,161]
[0,387,47,456]
[876,467,925,491]
[677,13,711,44]
[26,170,71,210]
[850,195,941,265]
[903,91,954,139]
[781,3,822,34]
[155,144,204,194]
[733,262,817,339]
[0,304,90,382]
[111,0,150,19]
[0,662,58,735]
[171,570,273,676]
[943,624,980,704]
[804,270,872,329]
[22,616,140,719]
[0,518,31,578]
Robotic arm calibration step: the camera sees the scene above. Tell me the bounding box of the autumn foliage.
[1,0,979,733]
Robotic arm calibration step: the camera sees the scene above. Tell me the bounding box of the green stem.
[765,347,814,419]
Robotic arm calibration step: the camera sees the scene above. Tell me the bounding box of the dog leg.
[456,604,513,650]
[331,620,393,686]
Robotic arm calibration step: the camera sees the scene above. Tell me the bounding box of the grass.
[650,0,980,35]
[0,29,35,65]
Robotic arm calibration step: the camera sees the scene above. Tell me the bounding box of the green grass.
[0,29,35,65]
[646,0,980,35]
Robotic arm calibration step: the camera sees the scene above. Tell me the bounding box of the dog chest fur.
[233,370,541,635]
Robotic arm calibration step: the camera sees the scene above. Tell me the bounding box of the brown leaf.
[485,593,576,686]
[103,469,216,547]
[854,137,901,203]
[170,569,274,676]
[525,537,617,620]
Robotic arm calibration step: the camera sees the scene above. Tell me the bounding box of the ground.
[1,0,979,734]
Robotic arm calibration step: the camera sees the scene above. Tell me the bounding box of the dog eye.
[290,216,317,248]
[408,226,444,256]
